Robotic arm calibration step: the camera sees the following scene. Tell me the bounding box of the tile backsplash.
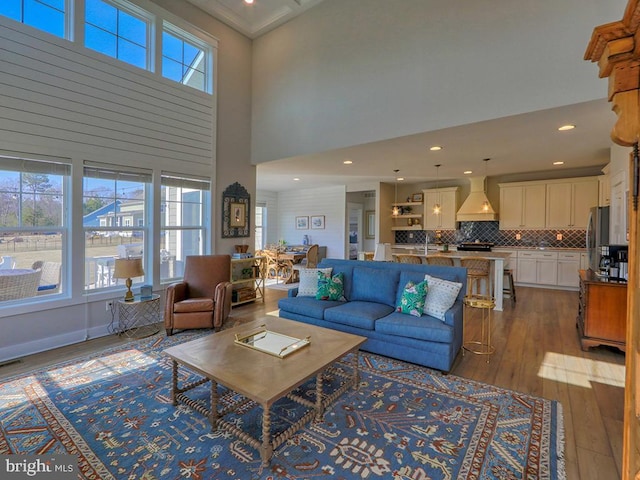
[395,221,586,249]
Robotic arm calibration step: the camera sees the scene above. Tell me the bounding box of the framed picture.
[310,215,325,229]
[365,210,375,239]
[411,192,424,202]
[230,202,246,227]
[296,216,309,229]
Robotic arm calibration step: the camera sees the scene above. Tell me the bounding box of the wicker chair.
[0,270,42,302]
[426,256,454,267]
[32,261,62,294]
[461,257,491,297]
[395,254,423,264]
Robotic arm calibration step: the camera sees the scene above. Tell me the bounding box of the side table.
[117,294,161,338]
[462,294,496,363]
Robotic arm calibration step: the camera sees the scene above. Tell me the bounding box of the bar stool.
[426,256,454,266]
[460,257,491,297]
[463,294,496,362]
[395,254,423,264]
[503,268,516,304]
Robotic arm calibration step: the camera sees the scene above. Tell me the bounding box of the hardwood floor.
[1,285,624,479]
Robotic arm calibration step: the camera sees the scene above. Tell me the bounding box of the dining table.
[277,251,307,283]
[422,251,512,311]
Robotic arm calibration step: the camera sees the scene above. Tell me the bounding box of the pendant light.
[392,169,400,216]
[433,164,441,214]
[482,158,490,212]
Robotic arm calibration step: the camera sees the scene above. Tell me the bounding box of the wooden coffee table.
[164,317,366,466]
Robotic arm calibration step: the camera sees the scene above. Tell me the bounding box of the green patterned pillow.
[316,271,346,301]
[396,280,428,317]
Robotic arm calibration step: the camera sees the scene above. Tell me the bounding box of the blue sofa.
[277,258,467,372]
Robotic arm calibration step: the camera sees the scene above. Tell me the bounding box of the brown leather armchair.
[164,255,233,336]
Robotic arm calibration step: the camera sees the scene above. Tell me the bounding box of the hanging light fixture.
[433,164,441,214]
[392,169,400,216]
[482,158,490,212]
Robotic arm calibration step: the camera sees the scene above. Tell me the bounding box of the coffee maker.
[598,246,611,277]
[618,250,629,280]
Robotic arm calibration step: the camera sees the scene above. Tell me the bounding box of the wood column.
[585,2,640,478]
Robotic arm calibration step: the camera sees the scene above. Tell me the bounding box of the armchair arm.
[164,282,188,331]
[213,281,233,329]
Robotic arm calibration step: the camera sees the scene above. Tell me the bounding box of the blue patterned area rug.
[0,331,565,479]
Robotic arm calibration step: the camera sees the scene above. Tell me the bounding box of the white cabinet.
[610,170,628,245]
[516,250,558,285]
[545,178,598,229]
[499,183,546,229]
[557,252,581,287]
[423,187,459,230]
[599,172,610,206]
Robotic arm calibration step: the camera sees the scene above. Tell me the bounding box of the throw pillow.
[396,280,427,317]
[297,267,333,297]
[423,274,463,321]
[316,271,346,301]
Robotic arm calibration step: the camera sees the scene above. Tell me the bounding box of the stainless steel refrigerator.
[586,206,610,272]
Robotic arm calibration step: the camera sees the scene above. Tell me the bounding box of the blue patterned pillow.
[316,271,346,301]
[396,280,427,317]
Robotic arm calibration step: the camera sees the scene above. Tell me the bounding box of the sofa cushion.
[423,274,463,321]
[278,296,343,319]
[316,271,346,301]
[350,266,399,307]
[324,301,394,330]
[396,280,427,317]
[297,267,333,297]
[376,311,455,343]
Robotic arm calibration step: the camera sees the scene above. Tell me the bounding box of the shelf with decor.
[390,198,423,230]
[230,256,265,306]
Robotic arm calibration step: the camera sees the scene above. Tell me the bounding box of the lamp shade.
[113,258,144,279]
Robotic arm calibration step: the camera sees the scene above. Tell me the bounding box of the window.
[0,156,69,302]
[255,204,266,252]
[85,0,149,70]
[160,173,209,282]
[0,0,66,38]
[162,23,208,92]
[83,164,150,291]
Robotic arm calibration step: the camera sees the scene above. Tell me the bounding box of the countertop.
[580,269,628,286]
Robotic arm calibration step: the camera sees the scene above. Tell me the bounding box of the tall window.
[83,164,150,291]
[255,204,266,252]
[160,174,209,282]
[85,0,149,70]
[162,23,207,92]
[0,0,66,38]
[0,156,69,302]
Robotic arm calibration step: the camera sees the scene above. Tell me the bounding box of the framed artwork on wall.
[230,203,246,227]
[311,215,325,229]
[222,182,250,238]
[411,193,424,202]
[296,216,309,229]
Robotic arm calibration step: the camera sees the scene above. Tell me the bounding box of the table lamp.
[113,258,144,302]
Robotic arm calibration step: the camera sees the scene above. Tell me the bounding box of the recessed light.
[429,146,443,151]
[464,170,473,175]
[397,177,404,181]
[244,0,254,4]
[343,160,353,164]
[293,177,300,181]
[553,161,564,165]
[558,125,575,131]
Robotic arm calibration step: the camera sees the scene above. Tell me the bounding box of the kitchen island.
[423,251,512,311]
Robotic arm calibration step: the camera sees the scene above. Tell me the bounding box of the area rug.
[0,331,565,479]
[265,281,299,291]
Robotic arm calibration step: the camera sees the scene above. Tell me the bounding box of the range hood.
[456,177,498,222]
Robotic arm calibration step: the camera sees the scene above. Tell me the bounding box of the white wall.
[257,190,279,247]
[251,0,626,164]
[277,186,347,258]
[0,0,253,362]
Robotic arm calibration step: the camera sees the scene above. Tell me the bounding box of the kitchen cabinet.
[599,164,610,206]
[422,187,459,230]
[557,252,581,287]
[391,201,423,231]
[577,269,626,352]
[499,183,546,229]
[516,250,558,285]
[545,177,598,229]
[610,169,628,245]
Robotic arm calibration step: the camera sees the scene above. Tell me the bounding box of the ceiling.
[187,0,620,192]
